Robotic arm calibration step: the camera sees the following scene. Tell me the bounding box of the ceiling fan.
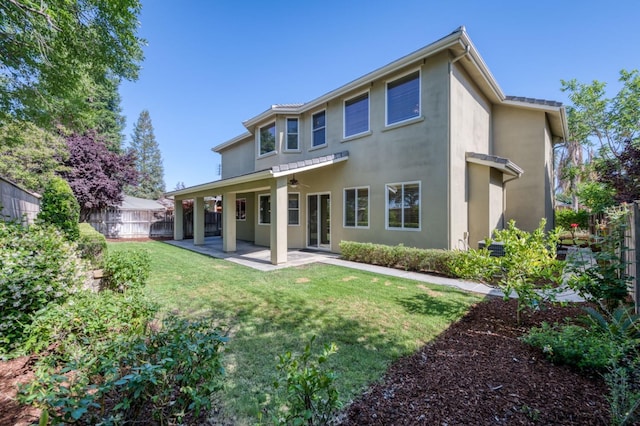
[288,174,309,188]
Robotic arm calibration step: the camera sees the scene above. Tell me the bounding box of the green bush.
[103,249,151,292]
[38,176,80,241]
[0,221,84,353]
[521,322,625,370]
[555,208,589,231]
[77,223,107,267]
[339,241,460,276]
[22,289,157,355]
[20,311,228,425]
[273,336,340,425]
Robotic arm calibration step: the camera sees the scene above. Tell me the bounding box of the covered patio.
[165,151,349,266]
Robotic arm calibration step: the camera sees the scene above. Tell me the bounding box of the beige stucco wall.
[219,136,254,179]
[493,105,553,232]
[235,192,255,241]
[449,63,491,248]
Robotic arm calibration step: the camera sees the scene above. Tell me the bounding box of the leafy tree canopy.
[60,131,137,220]
[560,69,640,205]
[127,110,165,199]
[0,0,144,130]
[0,121,68,192]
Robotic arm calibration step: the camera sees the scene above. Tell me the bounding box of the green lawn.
[109,241,483,424]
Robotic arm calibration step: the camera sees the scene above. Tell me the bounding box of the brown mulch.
[0,298,619,425]
[340,297,612,425]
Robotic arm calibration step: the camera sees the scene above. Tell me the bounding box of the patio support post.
[193,196,205,245]
[270,176,288,265]
[174,199,184,240]
[222,192,236,252]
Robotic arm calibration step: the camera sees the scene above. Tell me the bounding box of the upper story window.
[286,118,299,151]
[312,110,326,148]
[259,122,276,156]
[344,92,369,138]
[386,71,420,126]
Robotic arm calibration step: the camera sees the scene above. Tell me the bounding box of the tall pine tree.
[127,110,166,199]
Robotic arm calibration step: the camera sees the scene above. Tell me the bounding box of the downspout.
[447,44,469,249]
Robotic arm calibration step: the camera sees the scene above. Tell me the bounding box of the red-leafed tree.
[60,131,138,220]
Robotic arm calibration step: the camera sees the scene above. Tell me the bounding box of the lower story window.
[386,182,420,230]
[344,187,369,227]
[258,194,270,224]
[288,193,300,225]
[236,198,246,220]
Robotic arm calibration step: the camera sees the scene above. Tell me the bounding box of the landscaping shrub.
[0,220,84,353]
[77,223,107,267]
[339,241,460,276]
[103,248,151,292]
[555,208,589,231]
[37,176,80,241]
[521,322,625,370]
[20,311,227,425]
[273,336,340,425]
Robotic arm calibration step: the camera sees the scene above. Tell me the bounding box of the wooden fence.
[624,202,640,313]
[0,177,40,224]
[87,209,221,239]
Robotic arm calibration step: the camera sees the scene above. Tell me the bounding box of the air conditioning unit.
[478,240,505,257]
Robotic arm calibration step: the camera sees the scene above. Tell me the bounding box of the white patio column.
[270,176,288,265]
[193,196,205,245]
[222,192,236,252]
[174,199,184,240]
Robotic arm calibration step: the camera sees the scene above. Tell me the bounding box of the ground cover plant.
[106,241,483,424]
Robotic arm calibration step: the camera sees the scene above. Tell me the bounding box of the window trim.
[343,186,370,229]
[385,181,421,231]
[343,91,370,139]
[385,69,421,127]
[235,198,246,221]
[311,110,327,150]
[288,192,300,226]
[258,121,277,157]
[258,194,271,225]
[285,117,300,152]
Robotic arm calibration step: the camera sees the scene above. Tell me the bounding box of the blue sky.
[119,1,640,190]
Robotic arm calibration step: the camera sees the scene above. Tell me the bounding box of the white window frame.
[285,117,300,152]
[343,91,370,139]
[343,186,370,228]
[385,181,421,231]
[258,122,277,157]
[236,198,246,221]
[311,110,327,149]
[288,192,300,226]
[385,69,421,127]
[258,194,271,225]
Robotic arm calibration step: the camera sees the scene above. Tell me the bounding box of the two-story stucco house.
[167,27,567,265]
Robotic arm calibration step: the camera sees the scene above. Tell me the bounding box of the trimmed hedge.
[38,176,80,241]
[78,223,107,267]
[339,241,460,276]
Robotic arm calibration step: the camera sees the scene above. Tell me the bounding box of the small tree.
[61,131,138,221]
[38,176,80,240]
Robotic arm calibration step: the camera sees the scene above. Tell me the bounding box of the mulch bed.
[339,297,612,425]
[0,297,618,425]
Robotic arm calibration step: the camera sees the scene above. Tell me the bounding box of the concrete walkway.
[164,237,583,302]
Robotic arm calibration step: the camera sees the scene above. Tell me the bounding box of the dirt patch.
[0,355,41,426]
[296,277,311,283]
[339,297,611,425]
[416,284,442,297]
[341,276,359,282]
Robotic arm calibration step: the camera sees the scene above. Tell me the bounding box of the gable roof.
[213,26,567,153]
